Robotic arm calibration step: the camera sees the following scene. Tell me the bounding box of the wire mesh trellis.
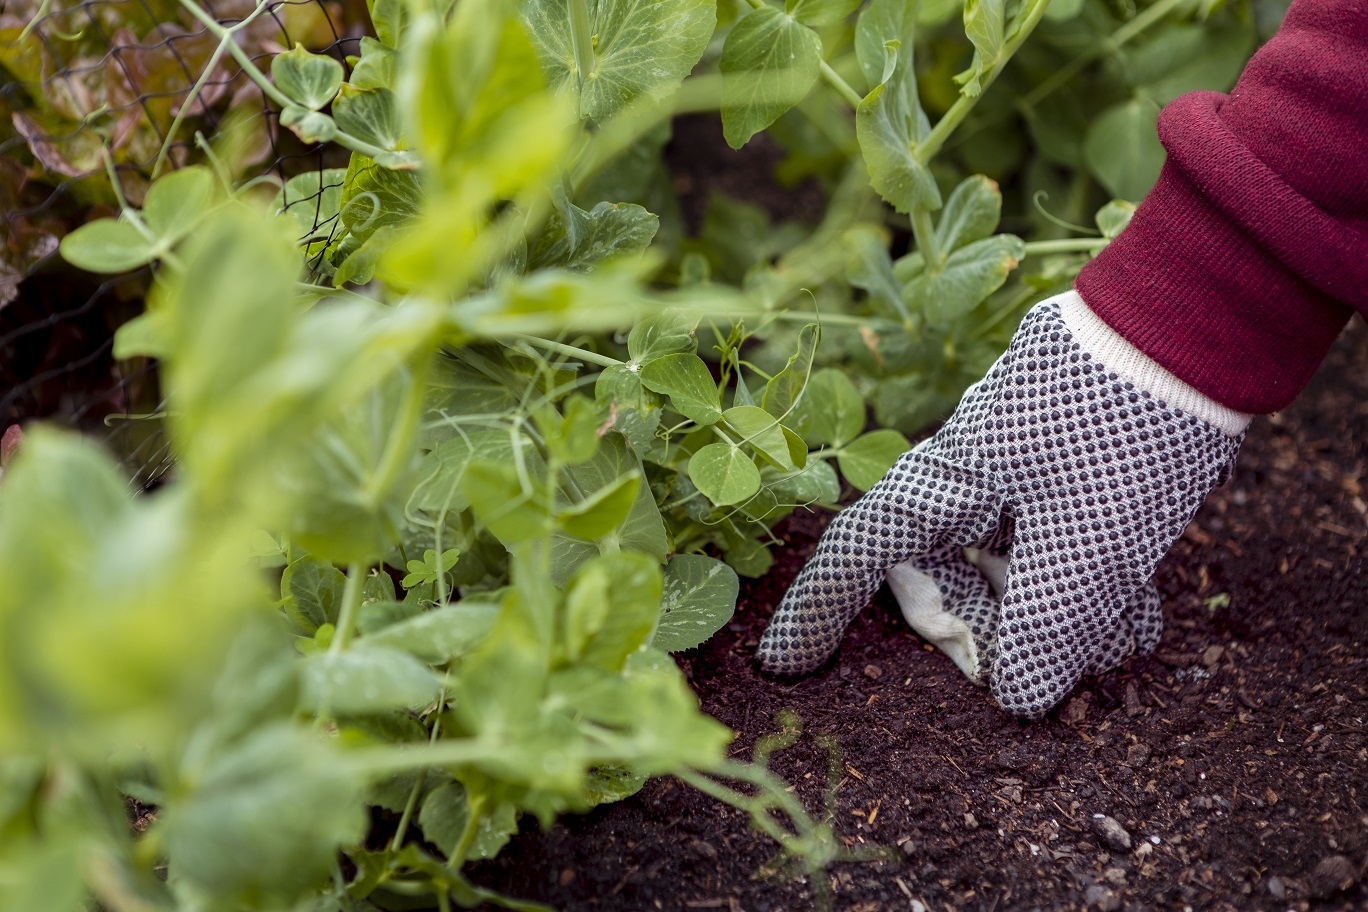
[0,0,362,487]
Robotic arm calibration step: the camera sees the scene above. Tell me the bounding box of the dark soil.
[664,113,827,233]
[471,319,1368,910]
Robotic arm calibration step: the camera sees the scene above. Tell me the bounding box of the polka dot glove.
[886,533,1163,686]
[758,291,1252,717]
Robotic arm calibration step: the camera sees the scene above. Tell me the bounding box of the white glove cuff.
[1058,290,1253,437]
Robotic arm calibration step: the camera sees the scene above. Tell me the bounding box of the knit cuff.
[1058,291,1253,438]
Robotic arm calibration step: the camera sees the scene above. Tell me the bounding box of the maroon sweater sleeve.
[1074,0,1368,414]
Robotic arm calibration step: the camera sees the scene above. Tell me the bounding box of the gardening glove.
[757,290,1251,717]
[887,537,1163,685]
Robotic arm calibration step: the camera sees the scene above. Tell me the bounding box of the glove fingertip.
[756,601,835,676]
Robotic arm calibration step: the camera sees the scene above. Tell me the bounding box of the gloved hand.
[758,291,1251,717]
[886,536,1162,687]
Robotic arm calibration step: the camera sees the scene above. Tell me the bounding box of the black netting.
[0,0,363,486]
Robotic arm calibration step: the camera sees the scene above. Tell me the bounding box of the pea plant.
[1,0,1263,906]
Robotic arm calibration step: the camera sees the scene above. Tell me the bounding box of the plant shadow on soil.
[468,121,1368,912]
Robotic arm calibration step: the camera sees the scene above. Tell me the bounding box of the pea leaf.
[652,554,739,652]
[855,0,938,213]
[281,557,346,635]
[366,600,500,663]
[520,0,716,124]
[462,461,549,544]
[400,548,461,589]
[271,45,344,110]
[340,154,423,244]
[299,643,443,715]
[798,368,865,446]
[363,571,396,604]
[557,472,642,541]
[529,200,660,271]
[273,169,347,242]
[904,233,1024,324]
[934,175,1001,253]
[350,36,397,88]
[721,532,774,578]
[368,0,407,47]
[426,356,522,429]
[408,433,497,516]
[720,6,822,150]
[112,310,170,360]
[533,394,600,466]
[400,2,569,206]
[854,0,913,89]
[59,219,155,273]
[418,782,519,861]
[1084,99,1164,202]
[723,405,800,471]
[769,457,841,505]
[688,442,761,506]
[564,551,662,670]
[761,322,818,419]
[595,365,665,461]
[846,225,908,323]
[1129,23,1255,105]
[142,166,215,247]
[639,353,722,425]
[788,0,860,27]
[837,429,910,490]
[544,433,668,585]
[627,310,696,365]
[332,86,402,151]
[582,766,647,806]
[279,106,338,143]
[953,0,1006,97]
[1096,199,1136,239]
[272,374,418,566]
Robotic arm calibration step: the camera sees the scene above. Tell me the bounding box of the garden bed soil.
[470,313,1368,910]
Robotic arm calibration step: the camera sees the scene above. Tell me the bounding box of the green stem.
[176,0,292,107]
[763,310,880,328]
[363,354,433,505]
[568,0,597,92]
[102,148,185,271]
[676,759,835,866]
[819,60,864,109]
[16,0,51,43]
[911,208,941,268]
[389,702,444,852]
[512,334,623,369]
[676,768,798,848]
[389,768,427,851]
[914,0,1054,166]
[448,791,486,868]
[968,284,1034,340]
[330,562,366,654]
[101,149,147,240]
[1021,238,1108,256]
[152,39,228,179]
